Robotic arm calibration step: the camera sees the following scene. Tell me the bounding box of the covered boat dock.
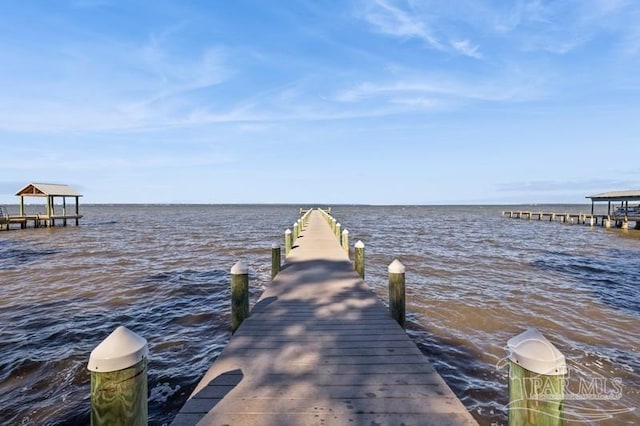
[587,190,640,229]
[0,183,83,230]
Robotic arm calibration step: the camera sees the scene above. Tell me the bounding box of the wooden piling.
[507,328,566,426]
[335,223,341,239]
[388,259,406,328]
[354,240,365,279]
[285,229,292,256]
[231,261,249,333]
[271,243,281,279]
[341,229,349,253]
[88,326,148,426]
[293,222,299,240]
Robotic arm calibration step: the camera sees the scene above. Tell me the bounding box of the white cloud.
[361,0,444,50]
[450,39,483,59]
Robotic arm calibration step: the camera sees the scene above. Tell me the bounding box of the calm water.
[0,205,638,425]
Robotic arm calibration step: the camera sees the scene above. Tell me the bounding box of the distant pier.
[0,183,82,231]
[502,189,640,230]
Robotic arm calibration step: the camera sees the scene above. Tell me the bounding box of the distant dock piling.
[230,261,249,333]
[354,240,365,279]
[271,243,281,279]
[388,259,406,328]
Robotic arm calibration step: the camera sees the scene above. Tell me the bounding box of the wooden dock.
[501,210,640,229]
[172,210,477,425]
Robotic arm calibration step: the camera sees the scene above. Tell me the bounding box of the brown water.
[0,205,638,425]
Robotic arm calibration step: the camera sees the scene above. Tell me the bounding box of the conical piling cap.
[88,326,148,372]
[507,327,566,375]
[388,259,405,274]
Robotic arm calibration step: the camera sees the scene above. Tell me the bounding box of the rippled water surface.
[0,205,638,425]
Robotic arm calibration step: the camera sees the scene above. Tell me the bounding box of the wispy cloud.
[450,39,483,59]
[359,0,483,59]
[331,74,545,105]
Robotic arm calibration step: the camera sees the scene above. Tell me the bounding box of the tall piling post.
[285,229,292,255]
[507,328,566,426]
[388,259,406,328]
[341,229,349,254]
[271,243,281,279]
[231,261,249,333]
[354,240,365,279]
[88,326,148,426]
[293,222,299,240]
[332,218,337,233]
[336,223,341,239]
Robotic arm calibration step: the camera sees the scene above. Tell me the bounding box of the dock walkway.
[172,210,477,425]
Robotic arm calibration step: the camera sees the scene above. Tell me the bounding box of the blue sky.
[1,0,639,204]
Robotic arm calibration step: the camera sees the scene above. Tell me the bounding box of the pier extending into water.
[502,210,640,229]
[171,209,477,425]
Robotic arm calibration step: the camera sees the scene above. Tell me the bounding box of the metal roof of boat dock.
[586,190,640,201]
[16,183,82,197]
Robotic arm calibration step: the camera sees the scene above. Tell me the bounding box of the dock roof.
[586,190,640,201]
[16,183,82,197]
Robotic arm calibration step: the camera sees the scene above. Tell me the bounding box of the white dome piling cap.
[88,326,148,373]
[231,260,248,275]
[355,240,365,249]
[388,259,405,274]
[285,229,291,234]
[271,242,279,249]
[342,229,349,235]
[507,327,567,375]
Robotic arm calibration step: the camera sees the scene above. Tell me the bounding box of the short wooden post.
[388,259,406,328]
[341,229,349,253]
[285,229,292,255]
[293,222,299,240]
[604,217,611,228]
[331,218,336,233]
[271,243,281,279]
[230,261,249,333]
[354,240,365,279]
[589,216,595,227]
[507,328,566,426]
[88,326,148,426]
[335,223,341,239]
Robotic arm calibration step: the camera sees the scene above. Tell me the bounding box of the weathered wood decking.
[172,210,478,425]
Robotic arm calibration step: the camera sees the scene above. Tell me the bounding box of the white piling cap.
[285,228,291,234]
[507,327,566,375]
[342,229,349,235]
[231,260,248,275]
[355,240,365,248]
[336,223,341,227]
[388,259,405,274]
[271,242,279,249]
[88,326,148,372]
